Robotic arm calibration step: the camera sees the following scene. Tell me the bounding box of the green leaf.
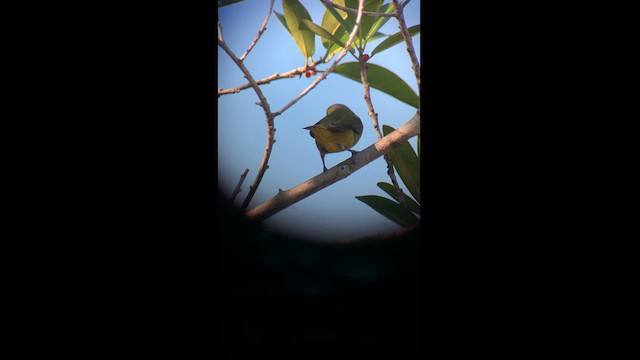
[322,30,387,62]
[282,0,315,59]
[377,182,420,214]
[342,0,359,35]
[328,29,355,56]
[326,0,383,46]
[322,0,352,38]
[356,195,419,227]
[371,24,420,57]
[330,30,385,55]
[325,45,348,62]
[274,11,290,34]
[367,31,387,42]
[320,0,347,50]
[417,134,420,160]
[364,3,394,42]
[334,62,420,108]
[358,0,384,45]
[300,19,346,50]
[383,125,420,203]
[339,0,383,46]
[321,0,388,58]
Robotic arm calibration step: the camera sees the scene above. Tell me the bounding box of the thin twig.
[246,112,420,221]
[320,0,397,17]
[392,0,420,96]
[230,168,250,203]
[239,0,274,62]
[218,65,309,97]
[217,18,276,212]
[360,57,405,206]
[217,38,269,107]
[274,0,365,117]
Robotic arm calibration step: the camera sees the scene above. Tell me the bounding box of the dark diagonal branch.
[230,168,250,202]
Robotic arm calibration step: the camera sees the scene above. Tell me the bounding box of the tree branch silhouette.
[230,168,249,203]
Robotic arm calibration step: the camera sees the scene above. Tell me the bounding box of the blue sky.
[218,0,420,241]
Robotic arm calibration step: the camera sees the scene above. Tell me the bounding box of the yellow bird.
[304,104,363,172]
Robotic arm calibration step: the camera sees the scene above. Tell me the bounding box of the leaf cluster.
[274,0,419,107]
[357,125,420,227]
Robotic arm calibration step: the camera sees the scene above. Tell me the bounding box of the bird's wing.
[324,113,361,134]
